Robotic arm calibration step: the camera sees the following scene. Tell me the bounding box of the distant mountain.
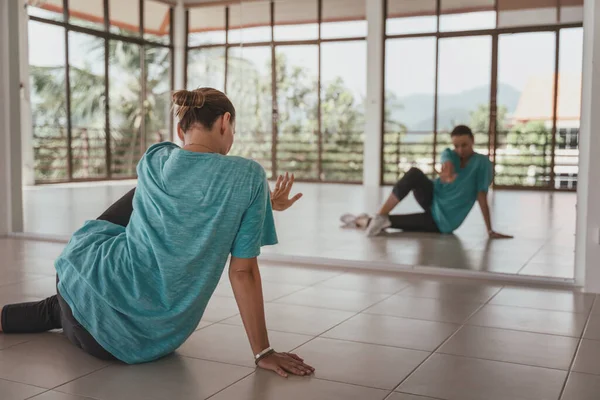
[388,84,521,132]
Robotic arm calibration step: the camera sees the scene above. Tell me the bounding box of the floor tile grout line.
[203,369,257,400]
[432,351,576,373]
[24,390,52,400]
[462,322,586,340]
[291,335,443,353]
[177,353,259,371]
[385,284,506,397]
[285,282,416,355]
[47,364,112,397]
[0,338,37,351]
[465,300,594,316]
[263,285,316,303]
[558,295,598,400]
[178,332,317,371]
[562,369,600,378]
[215,296,590,341]
[514,241,551,275]
[0,376,49,391]
[199,269,361,400]
[259,267,349,288]
[3,253,587,398]
[203,368,396,400]
[25,388,101,400]
[215,268,346,303]
[384,392,446,400]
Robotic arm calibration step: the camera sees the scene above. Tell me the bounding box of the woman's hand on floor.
[271,173,303,212]
[257,351,315,378]
[488,231,513,239]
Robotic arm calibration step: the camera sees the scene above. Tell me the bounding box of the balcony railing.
[33,125,165,183]
[33,127,365,184]
[33,126,577,189]
[383,129,578,190]
[225,130,364,182]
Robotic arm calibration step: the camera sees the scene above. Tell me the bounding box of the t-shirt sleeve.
[440,148,454,163]
[477,157,494,193]
[231,174,278,259]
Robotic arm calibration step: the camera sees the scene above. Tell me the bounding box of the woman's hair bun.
[172,89,206,119]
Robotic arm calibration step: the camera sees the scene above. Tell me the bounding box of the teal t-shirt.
[55,142,278,364]
[431,148,493,233]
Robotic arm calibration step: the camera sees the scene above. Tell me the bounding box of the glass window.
[187,47,226,92]
[29,21,68,182]
[437,36,492,158]
[69,0,105,31]
[28,0,64,22]
[226,47,273,176]
[384,37,436,183]
[69,32,107,179]
[109,41,143,177]
[276,45,319,180]
[145,46,172,146]
[228,1,271,44]
[386,0,437,35]
[321,41,366,182]
[188,5,227,46]
[321,0,367,39]
[440,0,495,32]
[144,0,171,44]
[109,0,140,36]
[274,0,318,41]
[498,0,557,28]
[496,32,556,186]
[554,27,583,189]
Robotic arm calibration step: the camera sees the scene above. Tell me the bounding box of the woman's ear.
[177,123,185,143]
[221,113,231,136]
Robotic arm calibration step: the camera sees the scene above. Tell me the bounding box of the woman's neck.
[183,142,218,153]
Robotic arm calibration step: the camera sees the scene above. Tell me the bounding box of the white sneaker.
[340,213,371,229]
[340,213,357,225]
[365,215,391,237]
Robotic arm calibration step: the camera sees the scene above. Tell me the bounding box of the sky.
[28,14,583,103]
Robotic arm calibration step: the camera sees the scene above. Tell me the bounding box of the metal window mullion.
[271,1,278,178]
[550,30,560,189]
[317,0,323,180]
[64,0,73,180]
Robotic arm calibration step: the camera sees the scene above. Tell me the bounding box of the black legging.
[389,168,440,233]
[0,188,136,360]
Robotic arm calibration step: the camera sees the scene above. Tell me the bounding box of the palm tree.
[31,34,171,180]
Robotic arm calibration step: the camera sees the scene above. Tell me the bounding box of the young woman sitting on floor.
[0,88,314,378]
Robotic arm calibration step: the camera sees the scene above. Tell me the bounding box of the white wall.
[0,0,24,235]
[363,0,384,188]
[0,0,9,235]
[173,0,186,145]
[576,0,600,292]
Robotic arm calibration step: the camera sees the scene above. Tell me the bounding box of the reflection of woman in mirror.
[361,125,512,239]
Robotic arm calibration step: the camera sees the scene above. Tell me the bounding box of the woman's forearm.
[229,258,270,355]
[477,192,493,233]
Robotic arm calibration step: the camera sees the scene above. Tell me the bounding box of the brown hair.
[172,88,236,132]
[450,125,474,138]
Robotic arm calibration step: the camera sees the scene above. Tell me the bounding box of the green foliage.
[225,51,366,182]
[31,36,171,181]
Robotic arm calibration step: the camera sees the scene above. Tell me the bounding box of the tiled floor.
[23,182,577,280]
[0,238,598,400]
